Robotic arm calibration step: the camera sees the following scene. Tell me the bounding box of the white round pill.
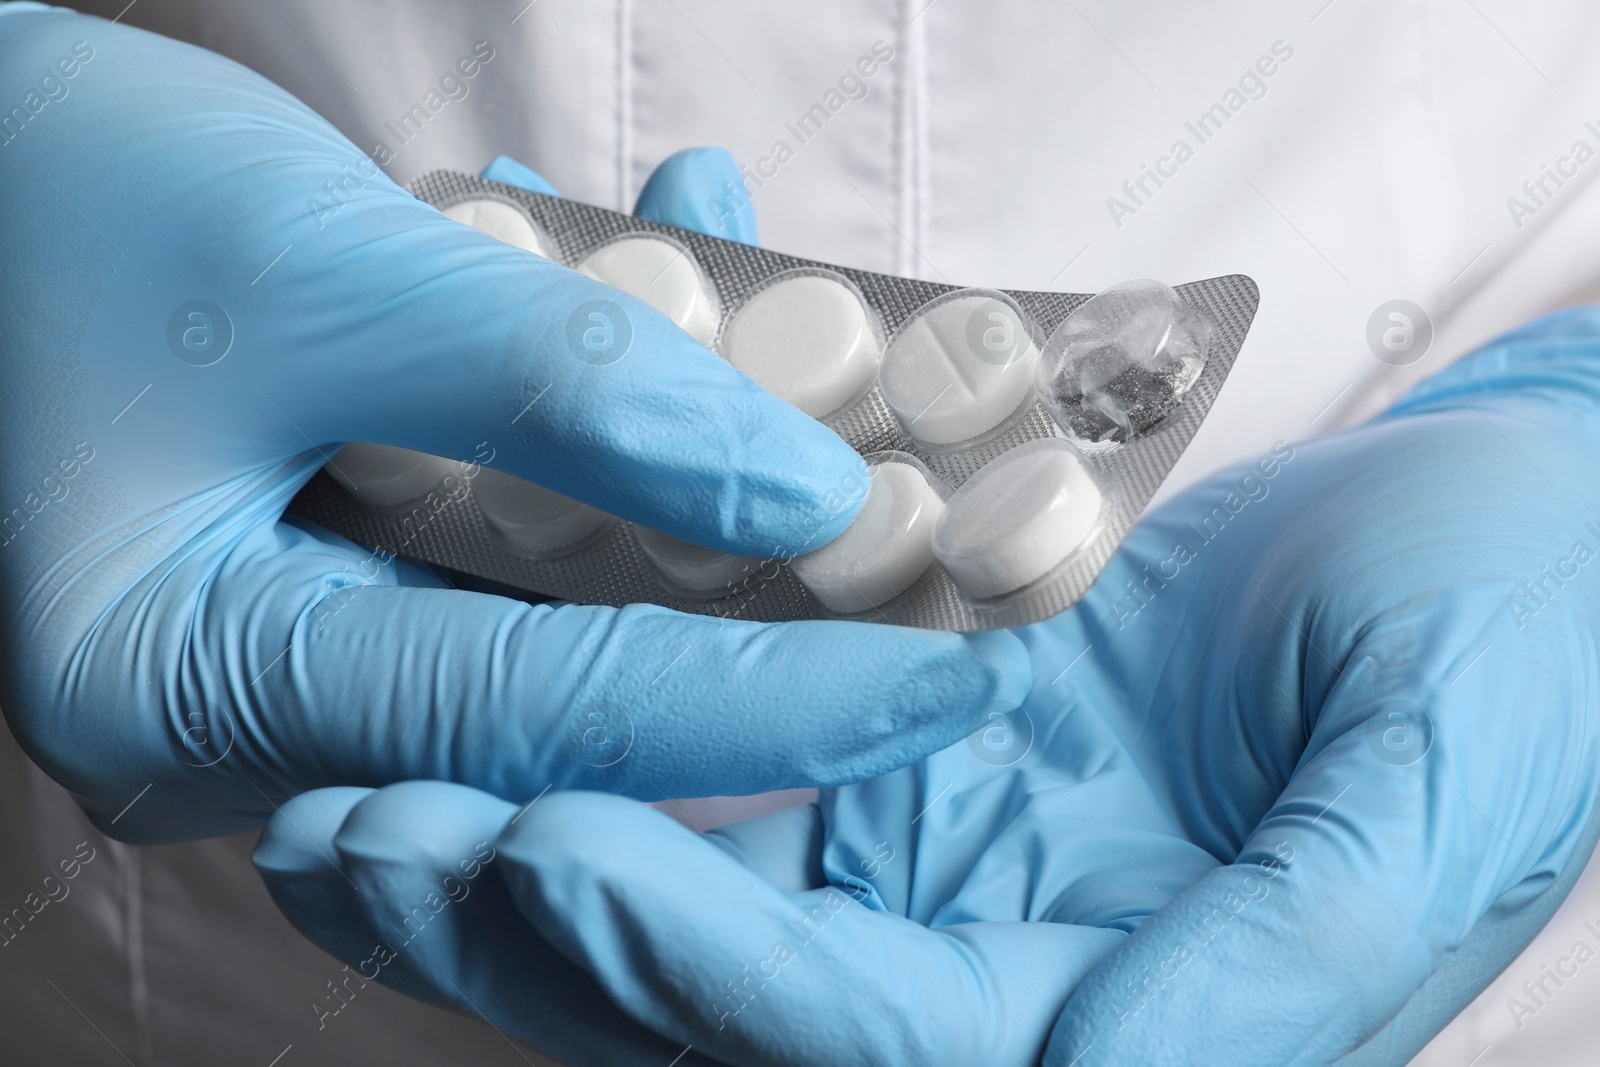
[880,292,1040,447]
[791,461,943,614]
[579,236,719,345]
[328,443,461,508]
[932,438,1101,600]
[721,274,879,419]
[634,526,754,597]
[473,467,612,559]
[443,198,552,257]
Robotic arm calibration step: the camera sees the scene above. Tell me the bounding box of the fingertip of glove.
[252,787,373,873]
[753,424,870,555]
[959,628,1034,712]
[500,793,692,911]
[503,791,670,862]
[635,147,757,244]
[480,154,560,196]
[853,626,1032,757]
[332,781,518,866]
[906,629,1033,741]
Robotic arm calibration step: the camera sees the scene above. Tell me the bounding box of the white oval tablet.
[721,274,879,419]
[933,438,1101,600]
[880,292,1040,447]
[473,467,612,559]
[328,443,461,508]
[791,461,942,614]
[443,198,552,257]
[634,526,754,597]
[579,236,719,345]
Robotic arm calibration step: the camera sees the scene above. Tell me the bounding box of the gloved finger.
[293,187,845,556]
[1045,597,1600,1066]
[502,792,1126,1067]
[318,782,708,1067]
[52,33,856,555]
[479,154,560,196]
[1381,304,1600,428]
[635,147,758,244]
[85,522,1028,839]
[247,554,1028,799]
[333,150,752,552]
[251,786,447,1005]
[480,148,751,240]
[1036,318,1600,1064]
[396,155,556,252]
[703,802,827,893]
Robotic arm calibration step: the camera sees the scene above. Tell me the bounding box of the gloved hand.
[0,5,1026,844]
[259,308,1600,1065]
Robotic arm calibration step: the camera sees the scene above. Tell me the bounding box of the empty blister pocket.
[286,170,1259,631]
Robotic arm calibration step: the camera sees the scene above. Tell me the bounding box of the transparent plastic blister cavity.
[790,452,947,615]
[718,268,884,421]
[286,170,1260,631]
[632,525,762,600]
[577,232,721,345]
[471,466,614,561]
[326,443,464,510]
[932,438,1104,602]
[440,195,554,259]
[1037,279,1211,443]
[880,289,1043,450]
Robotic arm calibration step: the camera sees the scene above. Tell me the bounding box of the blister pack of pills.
[285,170,1259,631]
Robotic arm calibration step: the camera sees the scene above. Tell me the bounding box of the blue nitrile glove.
[0,5,1026,846]
[259,307,1600,1065]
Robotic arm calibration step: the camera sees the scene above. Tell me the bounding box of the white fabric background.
[5,1,1600,1062]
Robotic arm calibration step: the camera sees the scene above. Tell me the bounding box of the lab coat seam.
[911,4,930,281]
[1417,0,1468,296]
[615,0,635,213]
[891,0,908,275]
[122,841,151,1064]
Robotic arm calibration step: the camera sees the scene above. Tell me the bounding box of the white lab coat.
[6,1,1600,1062]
